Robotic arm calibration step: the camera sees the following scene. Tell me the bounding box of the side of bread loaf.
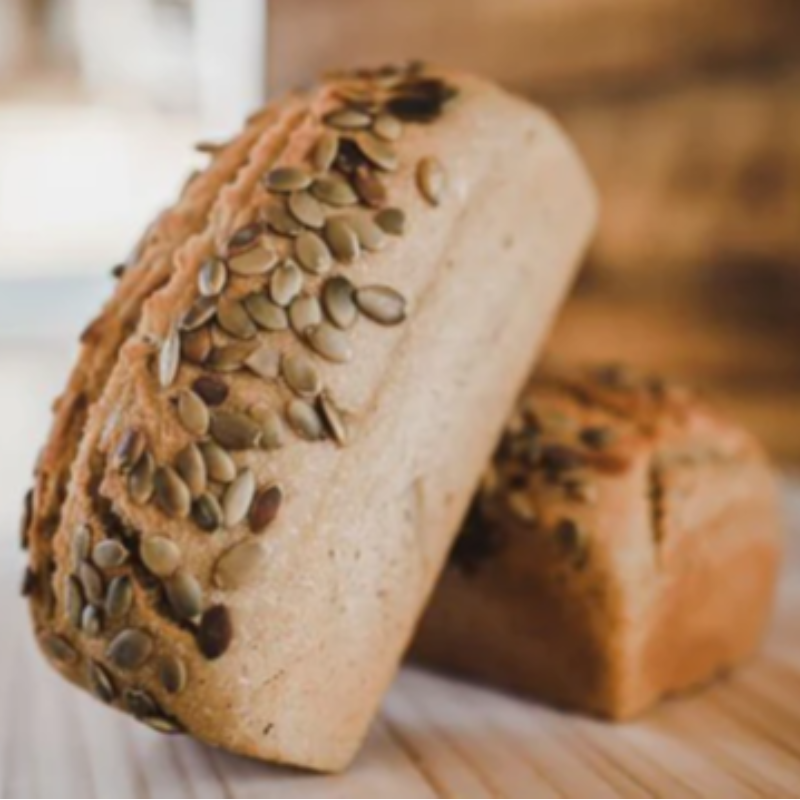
[412,366,783,719]
[20,64,597,770]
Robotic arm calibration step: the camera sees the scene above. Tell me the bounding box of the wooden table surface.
[2,477,799,799]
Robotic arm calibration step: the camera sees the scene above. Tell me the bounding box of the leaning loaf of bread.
[413,366,782,719]
[20,64,596,771]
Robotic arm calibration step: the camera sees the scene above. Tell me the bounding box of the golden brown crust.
[413,365,783,719]
[21,64,597,770]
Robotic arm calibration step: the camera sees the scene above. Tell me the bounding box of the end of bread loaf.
[20,62,596,771]
[413,365,783,720]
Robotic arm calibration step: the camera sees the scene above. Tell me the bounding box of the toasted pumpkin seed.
[214,540,267,590]
[223,469,256,527]
[180,297,217,331]
[324,217,361,263]
[217,296,258,340]
[141,536,181,578]
[198,259,228,297]
[92,540,129,570]
[177,390,210,437]
[356,133,398,171]
[227,223,263,254]
[144,716,184,735]
[319,393,348,446]
[288,190,326,229]
[88,661,116,703]
[176,443,207,498]
[192,492,223,532]
[325,107,372,130]
[66,575,85,628]
[375,207,406,236]
[180,327,213,365]
[82,605,103,637]
[228,244,278,278]
[257,409,286,451]
[207,342,258,373]
[265,202,304,237]
[196,605,233,660]
[270,260,304,307]
[311,175,359,207]
[289,294,323,336]
[322,276,358,330]
[43,635,78,665]
[312,130,339,172]
[158,655,188,695]
[79,561,105,605]
[355,286,407,326]
[244,292,289,331]
[265,166,313,193]
[210,411,262,451]
[114,429,146,472]
[107,629,154,670]
[158,328,181,388]
[165,570,203,620]
[200,442,237,483]
[417,156,446,205]
[287,398,324,440]
[307,323,353,363]
[192,376,229,407]
[373,113,403,141]
[105,576,134,619]
[128,451,156,505]
[353,166,388,208]
[249,484,283,533]
[282,352,322,397]
[348,213,387,252]
[244,346,281,381]
[154,466,192,519]
[295,231,332,274]
[72,525,92,566]
[124,688,158,719]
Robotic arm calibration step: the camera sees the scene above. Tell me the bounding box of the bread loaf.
[413,366,783,719]
[19,64,596,771]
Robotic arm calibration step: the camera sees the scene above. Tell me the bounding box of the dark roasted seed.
[250,484,283,533]
[196,605,233,660]
[192,376,229,407]
[66,575,85,628]
[180,326,213,366]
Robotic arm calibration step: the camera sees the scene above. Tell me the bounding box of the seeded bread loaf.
[412,366,783,720]
[20,64,596,771]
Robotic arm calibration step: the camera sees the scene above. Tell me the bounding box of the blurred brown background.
[273,0,800,464]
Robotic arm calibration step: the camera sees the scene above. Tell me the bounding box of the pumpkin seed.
[107,629,154,670]
[198,259,228,297]
[282,352,322,397]
[325,107,372,130]
[140,536,181,578]
[66,575,85,628]
[311,175,359,207]
[176,443,207,499]
[353,166,388,208]
[287,399,324,440]
[319,393,348,446]
[196,605,233,660]
[124,688,158,719]
[322,276,358,330]
[200,442,237,483]
[87,661,116,703]
[375,207,406,236]
[217,296,258,340]
[82,605,103,637]
[350,213,387,252]
[265,166,313,193]
[289,294,322,337]
[114,429,146,472]
[105,576,134,620]
[192,376,229,407]
[72,525,92,566]
[154,466,192,519]
[288,191,326,229]
[312,130,339,172]
[417,156,446,205]
[324,217,361,263]
[249,484,283,533]
[192,492,223,532]
[165,570,203,620]
[158,655,188,695]
[128,451,156,505]
[177,390,210,437]
[207,342,258,373]
[265,203,304,237]
[373,113,403,141]
[43,635,78,665]
[210,411,262,451]
[180,297,217,331]
[307,323,353,363]
[223,469,256,527]
[270,260,303,307]
[257,409,286,451]
[295,231,332,274]
[92,540,129,570]
[158,328,181,388]
[79,561,105,605]
[355,286,407,326]
[356,133,398,172]
[228,243,279,277]
[145,716,184,735]
[227,223,262,253]
[245,345,281,380]
[181,327,212,365]
[214,540,267,590]
[244,292,289,331]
